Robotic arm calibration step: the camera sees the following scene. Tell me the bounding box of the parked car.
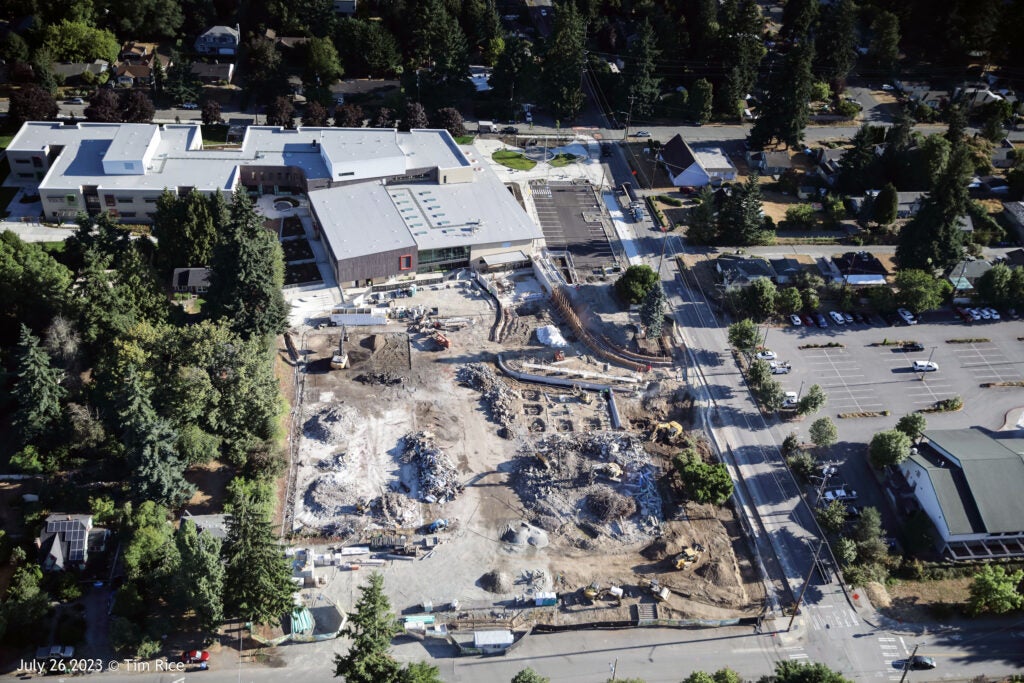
[984,307,1001,320]
[180,102,199,109]
[979,308,992,320]
[501,126,519,134]
[755,350,777,360]
[815,314,828,328]
[632,130,651,137]
[790,314,802,326]
[66,97,85,105]
[801,314,815,326]
[912,360,939,372]
[901,342,925,352]
[842,312,854,323]
[908,656,936,670]
[897,308,917,324]
[824,488,857,502]
[967,308,982,321]
[769,361,792,374]
[829,310,846,325]
[182,650,210,664]
[852,312,866,324]
[782,391,799,409]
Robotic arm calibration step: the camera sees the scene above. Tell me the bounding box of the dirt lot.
[882,577,972,622]
[282,272,764,628]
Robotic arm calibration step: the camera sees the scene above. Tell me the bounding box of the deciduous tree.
[869,429,911,468]
[817,500,848,534]
[335,103,365,128]
[772,661,852,683]
[895,413,927,442]
[202,100,223,125]
[512,669,550,683]
[302,101,329,127]
[106,0,184,39]
[43,19,119,63]
[809,417,837,449]
[727,318,759,351]
[967,565,1024,615]
[123,91,155,123]
[614,265,659,305]
[85,88,122,122]
[305,36,343,87]
[400,101,430,131]
[431,108,466,137]
[9,84,58,124]
[266,96,296,128]
[894,269,949,312]
[798,384,827,416]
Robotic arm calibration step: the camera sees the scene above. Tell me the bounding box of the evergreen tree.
[163,54,204,105]
[624,20,660,119]
[749,44,814,149]
[779,0,819,43]
[206,188,289,341]
[543,2,587,120]
[640,282,666,337]
[129,414,195,507]
[244,36,286,106]
[814,0,857,87]
[222,487,295,625]
[489,36,537,112]
[13,325,66,447]
[333,573,402,682]
[688,186,717,244]
[153,189,217,276]
[718,174,766,244]
[868,11,900,75]
[837,125,883,194]
[874,183,898,225]
[688,79,713,125]
[896,144,971,271]
[175,519,224,632]
[714,0,765,119]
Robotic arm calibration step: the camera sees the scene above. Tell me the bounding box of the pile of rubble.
[456,364,518,437]
[512,432,663,541]
[355,370,406,386]
[401,431,464,503]
[303,405,358,444]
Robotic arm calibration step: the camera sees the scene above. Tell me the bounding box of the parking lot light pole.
[921,346,937,381]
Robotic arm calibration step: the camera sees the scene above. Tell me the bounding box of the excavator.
[671,543,705,570]
[650,421,684,444]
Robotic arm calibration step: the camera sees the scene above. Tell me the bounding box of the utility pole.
[623,95,636,140]
[898,644,919,683]
[787,537,825,632]
[610,658,618,680]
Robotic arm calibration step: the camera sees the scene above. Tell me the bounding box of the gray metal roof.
[921,429,1024,534]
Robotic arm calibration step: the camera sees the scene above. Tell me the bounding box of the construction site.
[279,263,766,640]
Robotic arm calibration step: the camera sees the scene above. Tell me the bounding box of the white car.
[180,102,199,110]
[633,130,651,137]
[984,307,1001,320]
[770,362,792,375]
[912,360,939,372]
[782,391,799,408]
[829,310,846,324]
[824,488,858,502]
[755,350,777,360]
[897,308,917,324]
[790,314,802,326]
[967,308,982,320]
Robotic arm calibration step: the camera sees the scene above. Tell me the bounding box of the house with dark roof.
[172,267,211,294]
[747,150,792,176]
[832,251,888,286]
[179,511,228,539]
[37,514,94,571]
[658,134,737,188]
[1003,248,1024,268]
[991,139,1017,170]
[768,257,804,284]
[195,25,240,56]
[947,258,992,293]
[815,148,846,187]
[52,60,109,85]
[1002,201,1024,242]
[715,253,776,287]
[898,429,1024,560]
[191,62,234,84]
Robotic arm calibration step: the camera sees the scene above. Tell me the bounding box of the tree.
[206,188,289,341]
[372,107,395,129]
[222,487,295,625]
[13,325,66,447]
[839,125,884,195]
[152,189,219,276]
[748,278,778,320]
[777,287,803,316]
[614,265,659,305]
[674,452,733,506]
[543,2,587,119]
[688,186,717,244]
[202,100,223,125]
[164,56,204,106]
[748,44,813,149]
[868,11,901,75]
[684,673,715,683]
[9,84,59,125]
[174,519,224,632]
[894,270,949,312]
[688,78,713,125]
[335,104,365,128]
[814,0,857,86]
[0,565,51,643]
[975,262,1013,308]
[895,413,927,442]
[786,450,818,484]
[717,173,766,244]
[772,661,852,683]
[874,183,898,226]
[809,417,838,450]
[401,101,430,131]
[748,358,771,388]
[432,107,466,137]
[797,384,827,416]
[123,91,155,123]
[624,21,660,119]
[760,380,787,411]
[333,573,402,682]
[244,36,285,106]
[869,429,911,469]
[641,282,666,337]
[266,97,296,128]
[727,319,759,351]
[43,19,119,63]
[817,500,848,535]
[512,669,550,683]
[302,101,329,127]
[967,565,1024,616]
[305,36,343,87]
[489,36,538,113]
[106,0,183,39]
[714,0,765,119]
[0,32,29,64]
[335,19,401,79]
[0,228,72,344]
[85,88,122,122]
[779,0,818,43]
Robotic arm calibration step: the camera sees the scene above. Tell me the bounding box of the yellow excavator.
[650,421,684,443]
[672,543,705,570]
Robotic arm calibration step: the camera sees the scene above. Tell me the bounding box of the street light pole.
[623,95,636,141]
[898,643,920,683]
[921,346,937,381]
[787,537,825,632]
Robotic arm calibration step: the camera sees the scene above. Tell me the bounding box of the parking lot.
[767,312,1024,431]
[532,180,615,271]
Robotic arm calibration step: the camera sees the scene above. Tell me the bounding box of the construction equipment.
[639,578,671,602]
[553,350,566,362]
[672,543,704,570]
[433,332,451,350]
[583,582,601,601]
[650,421,684,443]
[595,462,623,482]
[330,327,350,369]
[427,519,449,533]
[571,384,593,404]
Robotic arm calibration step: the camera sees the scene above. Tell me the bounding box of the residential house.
[473,630,514,654]
[815,148,846,187]
[896,81,952,111]
[947,258,992,294]
[1002,201,1024,242]
[849,191,925,219]
[969,175,1009,197]
[264,29,310,51]
[1003,248,1024,269]
[195,25,240,56]
[172,267,211,294]
[832,251,888,286]
[191,62,234,84]
[897,428,1024,560]
[659,134,737,188]
[715,253,776,287]
[991,139,1017,170]
[955,85,1005,111]
[115,63,152,87]
[120,41,158,64]
[179,511,228,539]
[768,257,804,284]
[815,256,844,285]
[37,514,99,572]
[52,60,109,85]
[747,150,792,176]
[333,0,358,15]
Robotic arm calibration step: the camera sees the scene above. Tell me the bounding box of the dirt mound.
[303,405,357,444]
[695,558,729,585]
[641,537,670,561]
[479,570,514,594]
[585,486,637,522]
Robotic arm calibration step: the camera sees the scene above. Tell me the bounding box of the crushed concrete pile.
[303,405,358,444]
[479,570,514,593]
[457,364,518,437]
[401,431,464,503]
[303,474,349,517]
[512,432,663,541]
[501,521,550,548]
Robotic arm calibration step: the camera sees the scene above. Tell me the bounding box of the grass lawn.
[0,185,19,218]
[454,135,475,145]
[492,149,536,171]
[40,241,67,254]
[549,153,578,168]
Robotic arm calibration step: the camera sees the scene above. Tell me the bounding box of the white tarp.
[536,325,568,347]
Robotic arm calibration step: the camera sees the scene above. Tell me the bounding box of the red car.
[181,650,210,664]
